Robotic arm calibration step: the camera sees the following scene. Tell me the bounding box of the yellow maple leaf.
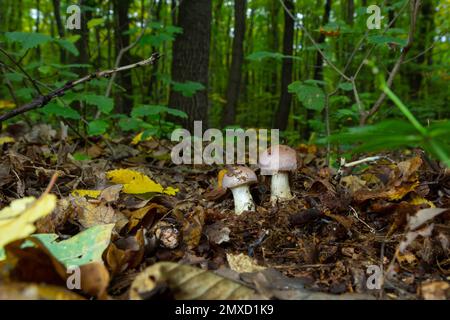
[0,195,57,250]
[131,132,153,145]
[71,189,102,198]
[0,136,15,145]
[106,169,178,195]
[0,100,15,110]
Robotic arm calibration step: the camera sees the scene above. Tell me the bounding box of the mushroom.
[259,145,297,203]
[222,166,257,215]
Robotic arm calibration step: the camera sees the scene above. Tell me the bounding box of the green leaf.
[54,39,79,56]
[367,35,407,46]
[4,72,24,82]
[172,81,205,97]
[166,107,188,119]
[41,102,81,120]
[72,152,91,161]
[246,51,301,61]
[131,105,188,119]
[5,32,52,50]
[140,33,174,46]
[83,94,114,114]
[87,120,109,136]
[87,18,105,29]
[288,82,325,111]
[338,82,353,91]
[32,224,114,267]
[119,117,143,131]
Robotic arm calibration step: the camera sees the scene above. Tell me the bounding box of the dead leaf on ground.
[129,262,256,300]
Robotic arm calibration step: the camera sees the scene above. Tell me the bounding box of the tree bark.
[51,0,66,63]
[304,0,332,139]
[274,0,294,130]
[222,0,247,127]
[113,0,133,114]
[168,0,212,131]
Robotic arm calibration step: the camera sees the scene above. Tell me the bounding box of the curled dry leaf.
[407,208,448,231]
[419,281,450,300]
[226,253,265,273]
[71,197,127,229]
[99,184,123,202]
[205,221,230,244]
[129,262,256,300]
[106,229,145,275]
[0,282,85,300]
[0,195,57,253]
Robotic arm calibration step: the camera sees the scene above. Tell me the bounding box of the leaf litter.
[0,126,448,300]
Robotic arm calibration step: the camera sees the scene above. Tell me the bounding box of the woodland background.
[0,0,448,150]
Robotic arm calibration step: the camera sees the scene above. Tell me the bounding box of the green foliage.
[172,81,205,97]
[41,102,81,120]
[246,51,301,61]
[289,81,325,111]
[87,120,109,136]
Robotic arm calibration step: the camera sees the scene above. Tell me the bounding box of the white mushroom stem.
[270,172,292,202]
[230,185,255,215]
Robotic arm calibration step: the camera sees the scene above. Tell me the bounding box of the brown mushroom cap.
[259,145,297,173]
[222,166,257,189]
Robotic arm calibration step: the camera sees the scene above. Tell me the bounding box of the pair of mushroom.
[222,145,297,215]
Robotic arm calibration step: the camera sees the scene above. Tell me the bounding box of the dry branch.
[0,53,160,124]
[360,0,421,124]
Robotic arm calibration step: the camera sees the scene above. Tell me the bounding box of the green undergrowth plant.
[325,79,450,167]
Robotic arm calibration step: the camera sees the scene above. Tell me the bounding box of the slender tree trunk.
[304,0,331,139]
[168,0,212,131]
[406,0,434,98]
[51,0,66,63]
[222,0,246,127]
[113,0,133,114]
[274,0,295,130]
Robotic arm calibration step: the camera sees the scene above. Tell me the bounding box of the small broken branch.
[0,53,161,124]
[360,0,421,125]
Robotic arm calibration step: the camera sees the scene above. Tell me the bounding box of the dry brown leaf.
[226,253,265,273]
[99,184,123,202]
[129,262,255,300]
[72,197,127,229]
[0,282,85,300]
[419,281,449,300]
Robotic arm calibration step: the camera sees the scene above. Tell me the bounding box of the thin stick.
[360,0,421,124]
[0,47,42,95]
[278,0,351,81]
[0,53,160,123]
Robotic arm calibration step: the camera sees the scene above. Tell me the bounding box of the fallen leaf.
[71,197,127,229]
[205,221,230,244]
[0,136,15,145]
[226,253,265,273]
[106,169,178,195]
[419,281,450,300]
[32,224,115,267]
[0,283,85,300]
[0,195,57,253]
[99,184,123,202]
[407,208,448,231]
[71,189,101,198]
[129,262,256,300]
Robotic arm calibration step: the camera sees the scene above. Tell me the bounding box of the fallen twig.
[0,53,161,124]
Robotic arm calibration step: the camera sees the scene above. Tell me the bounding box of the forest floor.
[0,123,449,300]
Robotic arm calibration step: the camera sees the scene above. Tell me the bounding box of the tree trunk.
[168,0,212,131]
[406,0,434,98]
[51,0,65,63]
[222,0,246,127]
[304,0,332,139]
[113,0,133,114]
[274,0,294,130]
